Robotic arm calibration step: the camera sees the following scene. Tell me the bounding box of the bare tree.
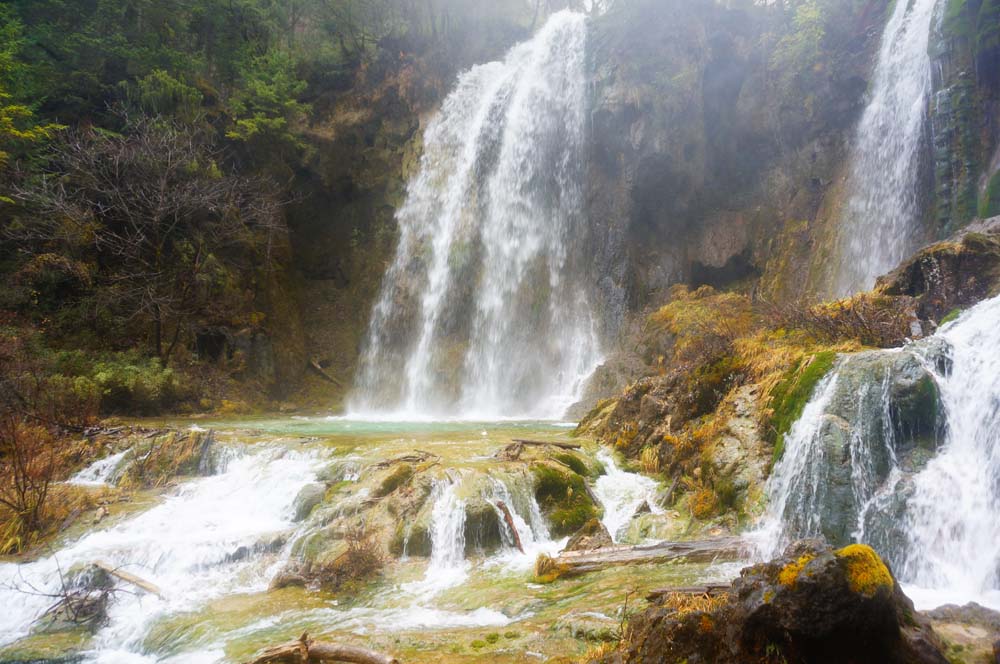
[8,116,285,362]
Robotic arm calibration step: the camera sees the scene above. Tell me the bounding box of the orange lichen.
[778,553,815,587]
[836,543,893,597]
[699,614,714,633]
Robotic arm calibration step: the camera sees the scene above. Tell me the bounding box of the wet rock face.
[615,541,948,664]
[780,348,945,549]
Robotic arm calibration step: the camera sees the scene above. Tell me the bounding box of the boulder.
[563,519,614,552]
[610,540,948,664]
[292,483,326,522]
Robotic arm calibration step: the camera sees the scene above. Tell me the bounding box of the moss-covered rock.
[614,540,949,664]
[531,462,600,537]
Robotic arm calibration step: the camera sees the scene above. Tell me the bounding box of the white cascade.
[0,447,317,660]
[832,0,938,296]
[755,294,1000,610]
[900,296,1000,609]
[67,450,129,486]
[404,478,468,597]
[593,449,662,542]
[350,11,602,420]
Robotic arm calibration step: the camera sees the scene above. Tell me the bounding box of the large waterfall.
[756,295,1000,609]
[831,0,938,296]
[350,11,602,420]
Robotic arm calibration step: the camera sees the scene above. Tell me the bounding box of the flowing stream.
[831,0,938,296]
[350,11,602,420]
[757,294,1000,610]
[0,420,707,663]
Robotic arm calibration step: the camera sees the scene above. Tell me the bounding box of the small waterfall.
[757,295,1000,609]
[831,0,938,296]
[67,450,129,486]
[0,447,317,654]
[350,11,602,419]
[900,297,1000,607]
[593,449,662,542]
[405,479,469,596]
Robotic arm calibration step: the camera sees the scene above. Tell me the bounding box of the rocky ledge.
[597,540,951,664]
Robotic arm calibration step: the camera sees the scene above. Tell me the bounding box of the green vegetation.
[532,463,600,537]
[940,307,964,325]
[375,463,414,497]
[979,171,1000,219]
[768,351,838,462]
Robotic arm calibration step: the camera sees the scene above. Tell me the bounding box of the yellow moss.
[836,543,893,597]
[690,487,717,519]
[778,553,815,587]
[699,614,714,633]
[533,553,571,584]
[640,446,660,474]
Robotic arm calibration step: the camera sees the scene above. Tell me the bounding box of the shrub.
[312,525,385,595]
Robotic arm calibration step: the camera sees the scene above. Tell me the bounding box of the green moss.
[553,452,590,477]
[485,633,500,644]
[470,640,486,650]
[769,351,838,462]
[940,307,964,325]
[532,463,600,537]
[375,464,414,497]
[978,171,1000,219]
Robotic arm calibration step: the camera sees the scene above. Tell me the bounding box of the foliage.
[7,116,283,361]
[312,524,386,594]
[767,351,838,461]
[0,417,59,553]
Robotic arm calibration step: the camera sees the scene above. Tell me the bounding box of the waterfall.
[900,297,1000,608]
[831,0,938,296]
[756,295,1000,609]
[404,479,469,597]
[67,450,129,486]
[0,447,317,653]
[350,11,602,420]
[593,449,662,542]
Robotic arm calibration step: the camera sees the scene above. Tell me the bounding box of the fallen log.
[93,561,164,599]
[495,501,525,553]
[536,536,747,580]
[646,583,732,603]
[245,632,398,664]
[511,438,582,450]
[308,357,343,387]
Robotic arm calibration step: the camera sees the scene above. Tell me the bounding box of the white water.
[900,296,1000,609]
[756,295,1000,610]
[593,449,662,542]
[350,11,602,420]
[0,447,317,660]
[749,371,842,558]
[68,451,130,486]
[404,479,470,598]
[832,0,938,296]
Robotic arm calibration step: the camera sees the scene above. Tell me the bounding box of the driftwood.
[537,536,746,579]
[93,561,164,599]
[646,583,732,603]
[245,632,398,664]
[511,439,582,450]
[370,451,438,469]
[495,501,525,553]
[308,357,343,387]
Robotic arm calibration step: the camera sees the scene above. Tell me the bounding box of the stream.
[0,420,731,663]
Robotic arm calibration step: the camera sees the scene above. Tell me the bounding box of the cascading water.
[593,449,662,542]
[831,0,938,296]
[67,450,129,486]
[350,11,602,420]
[899,297,1000,609]
[405,478,469,597]
[0,447,318,659]
[756,294,1000,609]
